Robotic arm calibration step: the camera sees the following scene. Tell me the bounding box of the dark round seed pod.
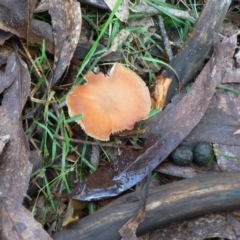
[171,145,193,166]
[193,142,213,166]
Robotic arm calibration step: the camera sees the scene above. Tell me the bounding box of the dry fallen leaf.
[62,199,86,227]
[0,0,54,52]
[0,0,29,35]
[0,135,10,155]
[103,0,129,22]
[0,45,14,66]
[0,51,32,202]
[34,0,49,13]
[0,51,52,239]
[0,30,12,45]
[100,29,130,58]
[49,0,82,86]
[155,161,220,179]
[214,144,240,172]
[0,197,52,240]
[0,71,15,94]
[0,0,37,42]
[186,83,240,145]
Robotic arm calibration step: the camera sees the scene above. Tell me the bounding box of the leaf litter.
[0,0,240,239]
[49,0,82,86]
[0,51,51,239]
[0,51,32,202]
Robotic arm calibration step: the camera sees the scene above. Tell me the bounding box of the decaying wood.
[150,69,172,109]
[165,0,231,104]
[53,172,240,240]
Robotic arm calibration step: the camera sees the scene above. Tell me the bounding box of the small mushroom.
[66,63,151,141]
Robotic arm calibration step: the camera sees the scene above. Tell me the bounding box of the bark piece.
[165,0,231,104]
[53,172,240,240]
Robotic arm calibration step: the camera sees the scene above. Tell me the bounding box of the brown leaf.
[62,199,87,227]
[0,51,32,202]
[0,30,12,45]
[0,196,52,240]
[186,82,240,144]
[0,135,10,155]
[0,71,15,94]
[214,144,240,172]
[0,1,54,52]
[29,19,54,53]
[34,0,49,13]
[155,161,220,179]
[100,29,130,58]
[0,0,37,41]
[0,51,52,239]
[104,0,129,22]
[0,45,14,67]
[69,34,237,201]
[0,0,29,30]
[49,0,82,86]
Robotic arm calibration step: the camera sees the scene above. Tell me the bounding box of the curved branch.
[53,172,240,240]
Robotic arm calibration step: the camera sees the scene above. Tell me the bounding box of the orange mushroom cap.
[66,63,151,141]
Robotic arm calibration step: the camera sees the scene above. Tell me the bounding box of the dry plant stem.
[53,134,142,149]
[133,5,191,20]
[53,172,240,240]
[20,40,42,79]
[160,5,193,20]
[90,145,100,170]
[130,43,157,55]
[157,16,173,61]
[165,0,231,104]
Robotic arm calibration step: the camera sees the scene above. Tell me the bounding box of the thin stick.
[54,134,142,149]
[157,16,173,61]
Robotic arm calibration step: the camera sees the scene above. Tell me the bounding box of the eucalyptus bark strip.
[165,0,231,104]
[53,172,240,240]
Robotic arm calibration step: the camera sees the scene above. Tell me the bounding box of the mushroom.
[66,63,151,141]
